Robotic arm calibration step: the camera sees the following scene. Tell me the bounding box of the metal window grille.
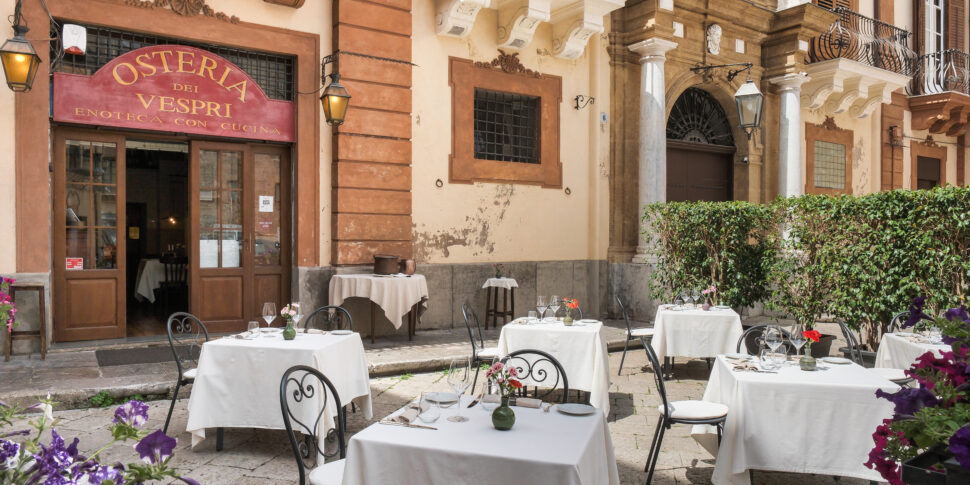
[813,140,846,190]
[473,89,540,164]
[52,22,295,101]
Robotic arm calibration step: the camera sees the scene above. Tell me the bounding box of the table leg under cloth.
[368,301,420,343]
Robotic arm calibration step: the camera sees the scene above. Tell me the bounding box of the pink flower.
[508,367,518,378]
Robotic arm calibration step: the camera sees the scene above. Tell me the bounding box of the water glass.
[447,357,471,422]
[760,349,779,371]
[480,384,500,412]
[418,392,441,423]
[527,310,537,324]
[247,321,259,338]
[262,302,276,327]
[929,326,942,343]
[536,296,548,322]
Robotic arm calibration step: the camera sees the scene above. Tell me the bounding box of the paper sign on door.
[258,196,273,212]
[66,258,84,270]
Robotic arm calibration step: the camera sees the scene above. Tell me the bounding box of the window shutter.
[813,0,856,10]
[947,0,965,51]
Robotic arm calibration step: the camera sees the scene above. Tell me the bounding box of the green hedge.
[644,187,970,348]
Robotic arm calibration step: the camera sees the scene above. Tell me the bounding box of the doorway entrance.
[665,87,736,202]
[53,128,291,342]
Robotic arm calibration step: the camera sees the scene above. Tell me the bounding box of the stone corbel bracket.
[801,58,910,119]
[550,0,624,60]
[437,0,492,38]
[910,92,970,135]
[496,0,550,49]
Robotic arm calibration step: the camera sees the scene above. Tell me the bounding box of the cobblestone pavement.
[6,343,873,485]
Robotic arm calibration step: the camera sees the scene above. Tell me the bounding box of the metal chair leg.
[163,380,181,435]
[646,417,667,484]
[619,337,630,376]
[472,362,481,393]
[216,427,224,451]
[748,470,754,484]
[644,415,664,472]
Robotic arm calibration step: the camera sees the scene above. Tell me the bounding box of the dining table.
[650,306,743,377]
[691,355,899,485]
[875,332,951,369]
[341,394,620,485]
[329,273,429,342]
[185,330,373,448]
[134,258,165,303]
[497,318,612,414]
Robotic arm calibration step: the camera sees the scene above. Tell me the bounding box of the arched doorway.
[666,87,736,201]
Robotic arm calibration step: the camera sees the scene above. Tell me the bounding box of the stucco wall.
[0,0,17,274]
[410,3,611,264]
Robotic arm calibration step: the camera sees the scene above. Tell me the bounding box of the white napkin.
[383,403,421,424]
[233,330,254,339]
[301,328,325,334]
[512,397,543,409]
[482,395,501,405]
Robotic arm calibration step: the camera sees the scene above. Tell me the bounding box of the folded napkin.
[512,397,542,409]
[233,330,254,339]
[384,403,421,424]
[732,362,760,372]
[482,394,501,405]
[301,328,325,334]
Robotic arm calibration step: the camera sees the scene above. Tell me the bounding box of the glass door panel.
[254,153,281,266]
[198,150,243,269]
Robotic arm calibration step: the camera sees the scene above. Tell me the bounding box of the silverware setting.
[379,420,438,430]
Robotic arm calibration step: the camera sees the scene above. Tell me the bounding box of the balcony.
[909,49,970,134]
[801,7,914,119]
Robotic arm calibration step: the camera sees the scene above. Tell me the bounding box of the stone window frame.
[805,118,854,196]
[448,56,562,187]
[910,140,947,189]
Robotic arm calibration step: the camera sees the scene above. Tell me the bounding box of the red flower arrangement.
[485,362,523,396]
[803,330,821,343]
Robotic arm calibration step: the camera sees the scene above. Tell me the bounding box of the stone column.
[770,73,810,198]
[628,38,677,264]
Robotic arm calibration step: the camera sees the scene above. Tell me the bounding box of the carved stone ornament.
[474,50,541,77]
[123,0,240,23]
[819,116,841,131]
[706,24,722,55]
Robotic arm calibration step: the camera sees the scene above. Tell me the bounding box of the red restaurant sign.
[53,45,295,142]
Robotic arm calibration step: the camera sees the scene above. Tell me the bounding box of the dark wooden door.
[666,140,735,202]
[916,156,942,190]
[250,145,290,321]
[53,129,127,341]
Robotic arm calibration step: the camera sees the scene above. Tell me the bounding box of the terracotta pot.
[373,255,399,275]
[399,259,415,275]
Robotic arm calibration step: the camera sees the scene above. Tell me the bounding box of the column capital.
[769,73,811,92]
[627,38,678,62]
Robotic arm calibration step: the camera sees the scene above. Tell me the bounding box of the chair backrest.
[888,310,909,333]
[837,319,865,365]
[736,324,794,355]
[166,312,209,378]
[461,302,485,356]
[162,256,188,284]
[616,295,633,336]
[501,349,569,403]
[641,337,671,422]
[304,305,353,331]
[280,365,346,485]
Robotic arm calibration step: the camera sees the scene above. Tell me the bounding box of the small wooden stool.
[4,284,47,362]
[483,278,517,329]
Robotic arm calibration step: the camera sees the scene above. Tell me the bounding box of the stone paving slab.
[4,338,871,485]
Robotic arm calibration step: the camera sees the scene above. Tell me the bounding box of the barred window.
[473,89,540,164]
[813,141,846,190]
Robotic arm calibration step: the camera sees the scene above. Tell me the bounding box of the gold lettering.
[159,97,175,112]
[177,51,195,73]
[135,54,157,77]
[176,98,191,114]
[191,99,206,115]
[151,116,163,123]
[215,66,233,87]
[205,101,223,117]
[151,50,175,73]
[135,93,156,110]
[86,109,98,117]
[112,63,140,85]
[226,80,248,103]
[73,107,84,116]
[197,56,218,81]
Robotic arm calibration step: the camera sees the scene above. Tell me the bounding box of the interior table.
[651,306,743,378]
[875,332,950,369]
[691,356,899,485]
[497,319,612,414]
[342,395,619,485]
[329,274,429,343]
[134,258,165,303]
[185,331,373,448]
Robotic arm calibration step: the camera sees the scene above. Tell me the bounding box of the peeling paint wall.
[411,4,611,264]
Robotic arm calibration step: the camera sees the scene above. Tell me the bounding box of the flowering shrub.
[485,362,522,397]
[865,297,970,484]
[0,396,197,484]
[1,277,16,333]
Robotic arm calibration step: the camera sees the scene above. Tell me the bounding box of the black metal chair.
[502,349,570,404]
[837,320,912,386]
[462,302,499,392]
[164,312,208,435]
[616,295,655,376]
[158,256,188,317]
[888,310,910,333]
[304,305,353,332]
[280,365,346,485]
[642,337,727,484]
[736,324,794,356]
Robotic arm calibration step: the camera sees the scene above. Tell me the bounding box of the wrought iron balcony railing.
[910,49,970,96]
[808,7,915,76]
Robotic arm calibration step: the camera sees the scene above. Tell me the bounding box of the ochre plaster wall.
[0,0,16,274]
[410,4,612,263]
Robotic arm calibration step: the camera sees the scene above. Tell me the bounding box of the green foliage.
[90,391,115,408]
[643,200,776,310]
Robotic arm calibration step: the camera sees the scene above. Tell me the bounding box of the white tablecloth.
[329,274,429,329]
[482,277,518,290]
[497,320,611,414]
[134,258,164,303]
[875,333,950,369]
[186,332,373,447]
[342,395,619,485]
[692,357,899,485]
[651,308,743,361]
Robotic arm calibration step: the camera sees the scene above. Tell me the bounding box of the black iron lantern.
[320,72,350,125]
[734,79,764,139]
[0,1,41,92]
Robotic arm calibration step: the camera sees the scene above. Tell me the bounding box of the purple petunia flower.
[903,297,929,329]
[950,426,970,469]
[31,429,81,480]
[81,462,124,485]
[945,306,970,323]
[113,400,149,428]
[875,387,940,418]
[134,429,176,464]
[1,439,20,471]
[178,476,201,485]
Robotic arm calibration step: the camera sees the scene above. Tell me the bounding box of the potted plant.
[280,303,301,341]
[1,276,16,334]
[864,297,970,484]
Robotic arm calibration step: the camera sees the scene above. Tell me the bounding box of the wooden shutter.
[813,0,856,10]
[947,0,965,51]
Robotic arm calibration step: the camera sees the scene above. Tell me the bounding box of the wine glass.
[548,295,561,320]
[447,357,472,422]
[691,289,701,308]
[262,302,276,329]
[679,290,690,309]
[764,325,783,354]
[291,312,303,331]
[536,296,548,322]
[418,392,441,423]
[788,323,806,356]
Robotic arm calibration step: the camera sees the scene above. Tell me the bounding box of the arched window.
[666,87,734,147]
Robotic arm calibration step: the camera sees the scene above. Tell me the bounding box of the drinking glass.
[548,295,561,320]
[679,291,690,308]
[262,302,276,328]
[536,296,548,322]
[291,312,302,329]
[760,349,779,371]
[480,383,500,412]
[929,326,942,343]
[418,392,441,423]
[690,289,701,308]
[446,357,472,422]
[764,325,783,353]
[527,310,537,324]
[788,324,806,356]
[673,294,684,308]
[247,321,259,338]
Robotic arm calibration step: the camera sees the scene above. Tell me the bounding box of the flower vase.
[799,355,816,371]
[492,395,515,430]
[702,302,711,311]
[282,319,296,340]
[563,310,573,326]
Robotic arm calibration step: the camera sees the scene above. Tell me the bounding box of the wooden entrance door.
[190,142,290,332]
[666,140,735,202]
[53,129,127,341]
